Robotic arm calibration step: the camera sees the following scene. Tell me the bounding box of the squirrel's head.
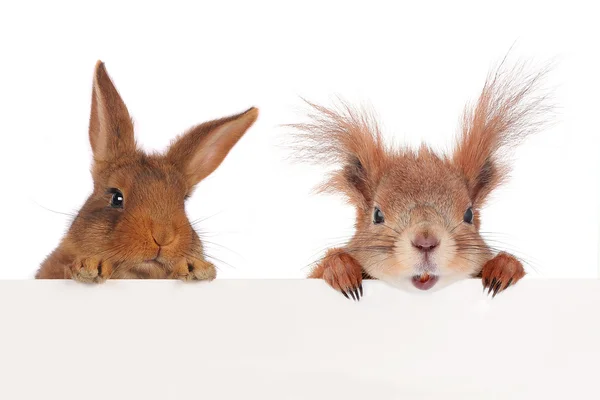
[290,60,552,291]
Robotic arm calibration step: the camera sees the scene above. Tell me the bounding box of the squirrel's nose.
[152,227,176,247]
[411,232,439,253]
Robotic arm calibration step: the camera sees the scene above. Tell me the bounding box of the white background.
[0,0,598,280]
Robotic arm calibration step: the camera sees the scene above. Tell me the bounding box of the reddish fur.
[480,252,526,297]
[311,248,365,300]
[292,59,552,298]
[36,61,259,282]
[454,60,553,205]
[288,101,389,212]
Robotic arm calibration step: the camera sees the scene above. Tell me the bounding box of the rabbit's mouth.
[124,259,171,279]
[142,253,168,269]
[144,259,162,265]
[145,248,165,264]
[142,255,171,269]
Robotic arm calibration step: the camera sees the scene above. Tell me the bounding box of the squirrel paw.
[172,257,216,282]
[314,250,364,301]
[481,252,525,297]
[71,257,112,283]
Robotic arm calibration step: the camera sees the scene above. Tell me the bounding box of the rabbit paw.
[481,252,525,297]
[71,257,112,283]
[311,249,364,301]
[172,258,216,281]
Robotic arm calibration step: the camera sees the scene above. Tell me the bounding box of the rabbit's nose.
[152,228,175,247]
[411,232,439,253]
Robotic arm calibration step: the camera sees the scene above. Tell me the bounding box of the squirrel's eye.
[463,207,474,224]
[109,189,124,208]
[373,207,385,224]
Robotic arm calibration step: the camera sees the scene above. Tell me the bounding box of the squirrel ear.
[88,61,136,162]
[457,155,503,206]
[287,100,386,212]
[167,107,258,187]
[452,59,552,205]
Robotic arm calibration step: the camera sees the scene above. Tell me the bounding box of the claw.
[350,289,357,301]
[358,283,363,297]
[340,289,349,299]
[488,278,497,295]
[505,278,513,290]
[492,280,503,298]
[353,288,360,301]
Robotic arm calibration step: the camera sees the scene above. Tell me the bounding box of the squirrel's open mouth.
[411,273,439,290]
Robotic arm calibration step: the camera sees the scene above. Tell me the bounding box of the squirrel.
[289,58,553,300]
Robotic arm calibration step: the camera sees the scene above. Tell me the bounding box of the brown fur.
[36,61,259,282]
[290,59,552,299]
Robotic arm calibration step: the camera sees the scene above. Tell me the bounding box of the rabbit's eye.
[109,189,124,208]
[373,207,385,224]
[463,207,474,224]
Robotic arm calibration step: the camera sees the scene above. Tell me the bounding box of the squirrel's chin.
[379,273,467,293]
[411,273,439,290]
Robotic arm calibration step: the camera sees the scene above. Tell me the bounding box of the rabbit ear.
[88,61,136,162]
[167,107,258,186]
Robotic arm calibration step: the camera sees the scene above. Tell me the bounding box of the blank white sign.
[0,279,598,399]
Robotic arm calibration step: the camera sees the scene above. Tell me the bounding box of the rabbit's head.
[66,61,258,277]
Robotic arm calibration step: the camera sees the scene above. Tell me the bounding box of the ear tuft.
[287,98,388,211]
[453,57,555,205]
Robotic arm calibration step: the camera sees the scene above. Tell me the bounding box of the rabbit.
[289,59,553,300]
[35,61,258,282]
